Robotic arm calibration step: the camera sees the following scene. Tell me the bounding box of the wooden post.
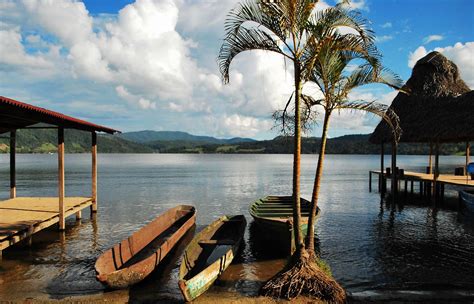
[10,131,16,198]
[391,141,398,198]
[369,172,372,192]
[380,143,384,193]
[467,142,471,175]
[428,142,433,174]
[58,128,65,231]
[91,132,98,213]
[433,141,440,199]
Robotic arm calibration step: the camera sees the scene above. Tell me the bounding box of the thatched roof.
[370,51,473,144]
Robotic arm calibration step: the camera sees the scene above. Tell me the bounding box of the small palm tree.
[219,0,387,301]
[302,38,402,255]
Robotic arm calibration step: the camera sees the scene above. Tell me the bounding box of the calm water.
[0,154,473,302]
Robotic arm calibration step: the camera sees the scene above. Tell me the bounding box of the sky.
[0,0,473,139]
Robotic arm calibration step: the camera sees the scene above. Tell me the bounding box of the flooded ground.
[1,154,473,302]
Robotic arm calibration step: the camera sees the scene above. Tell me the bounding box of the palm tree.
[218,0,384,301]
[302,38,402,255]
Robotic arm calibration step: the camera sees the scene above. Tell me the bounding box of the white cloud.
[381,22,392,28]
[434,42,474,88]
[408,42,474,88]
[0,28,55,72]
[408,46,428,68]
[376,35,393,43]
[423,34,444,45]
[218,114,273,137]
[338,0,369,11]
[116,85,157,110]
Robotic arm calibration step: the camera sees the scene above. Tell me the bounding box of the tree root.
[259,251,346,303]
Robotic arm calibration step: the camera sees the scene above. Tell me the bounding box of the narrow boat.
[249,195,320,255]
[460,190,474,213]
[178,215,246,301]
[95,205,196,289]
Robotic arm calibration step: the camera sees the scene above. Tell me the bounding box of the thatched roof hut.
[370,51,473,144]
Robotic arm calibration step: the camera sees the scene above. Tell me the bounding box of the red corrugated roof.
[0,96,119,134]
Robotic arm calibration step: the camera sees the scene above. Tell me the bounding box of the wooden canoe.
[178,215,246,301]
[95,205,196,289]
[249,195,320,254]
[460,190,474,213]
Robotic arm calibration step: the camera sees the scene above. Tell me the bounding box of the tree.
[218,0,383,301]
[302,37,402,255]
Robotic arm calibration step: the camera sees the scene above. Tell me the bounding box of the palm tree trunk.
[306,111,330,254]
[292,61,304,252]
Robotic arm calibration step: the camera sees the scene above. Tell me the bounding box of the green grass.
[315,257,333,277]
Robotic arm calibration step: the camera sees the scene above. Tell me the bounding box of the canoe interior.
[95,205,195,282]
[249,195,319,255]
[180,215,246,281]
[249,195,317,219]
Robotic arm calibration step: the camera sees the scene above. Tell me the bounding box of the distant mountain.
[0,129,153,153]
[118,130,256,145]
[0,129,470,155]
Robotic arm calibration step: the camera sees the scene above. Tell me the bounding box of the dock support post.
[433,141,440,200]
[467,142,471,175]
[391,141,398,199]
[380,143,384,194]
[369,172,372,192]
[58,128,65,231]
[10,131,16,198]
[91,132,98,213]
[428,143,433,174]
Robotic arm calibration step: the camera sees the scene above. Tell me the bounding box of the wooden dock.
[369,170,474,198]
[0,197,93,255]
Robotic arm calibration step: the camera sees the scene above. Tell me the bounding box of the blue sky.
[0,0,473,139]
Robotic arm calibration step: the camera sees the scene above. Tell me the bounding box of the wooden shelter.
[0,96,118,258]
[369,52,473,197]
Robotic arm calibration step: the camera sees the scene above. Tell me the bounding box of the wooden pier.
[369,170,474,198]
[0,96,119,260]
[0,197,93,255]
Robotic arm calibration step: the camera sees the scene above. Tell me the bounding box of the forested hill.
[0,130,470,155]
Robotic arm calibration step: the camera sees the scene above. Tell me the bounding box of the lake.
[0,154,473,302]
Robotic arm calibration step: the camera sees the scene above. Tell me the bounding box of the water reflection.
[1,154,473,302]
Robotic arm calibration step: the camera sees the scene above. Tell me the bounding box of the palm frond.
[337,101,402,142]
[218,26,284,83]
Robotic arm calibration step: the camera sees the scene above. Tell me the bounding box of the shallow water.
[0,154,473,302]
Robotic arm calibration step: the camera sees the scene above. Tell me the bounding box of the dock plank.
[0,197,92,251]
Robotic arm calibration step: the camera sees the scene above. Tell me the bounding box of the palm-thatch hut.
[369,51,473,196]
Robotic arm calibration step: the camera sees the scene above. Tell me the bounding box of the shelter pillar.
[10,131,16,198]
[466,142,471,175]
[391,141,398,198]
[58,128,65,231]
[91,132,98,213]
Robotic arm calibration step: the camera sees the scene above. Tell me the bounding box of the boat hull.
[249,195,319,255]
[460,190,474,213]
[178,215,246,301]
[95,205,196,289]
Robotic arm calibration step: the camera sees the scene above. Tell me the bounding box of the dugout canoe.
[249,195,320,254]
[460,190,474,213]
[178,215,246,301]
[95,205,196,289]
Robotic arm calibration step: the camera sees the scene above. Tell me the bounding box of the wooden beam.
[58,128,65,231]
[91,132,98,213]
[10,131,16,198]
